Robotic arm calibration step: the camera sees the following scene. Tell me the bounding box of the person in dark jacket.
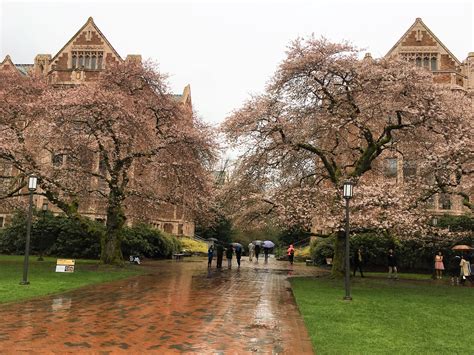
[387,249,398,279]
[353,248,364,277]
[254,244,261,262]
[226,244,234,269]
[207,245,214,268]
[216,244,224,269]
[235,245,242,268]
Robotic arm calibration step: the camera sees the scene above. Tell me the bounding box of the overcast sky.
[1,0,473,126]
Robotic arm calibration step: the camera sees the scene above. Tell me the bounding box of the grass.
[0,254,143,304]
[291,276,474,354]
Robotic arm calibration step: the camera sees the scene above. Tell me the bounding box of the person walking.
[248,242,255,262]
[263,246,270,263]
[449,255,461,285]
[459,255,471,285]
[235,244,242,268]
[207,245,214,268]
[353,248,364,277]
[387,249,398,279]
[254,244,261,262]
[434,251,445,279]
[226,244,234,269]
[216,243,224,269]
[287,244,295,265]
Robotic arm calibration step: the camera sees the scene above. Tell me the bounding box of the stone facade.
[0,17,195,237]
[311,18,473,235]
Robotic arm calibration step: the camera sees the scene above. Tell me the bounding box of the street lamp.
[38,202,48,261]
[20,175,37,285]
[343,181,354,301]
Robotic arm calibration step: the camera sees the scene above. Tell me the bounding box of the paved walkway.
[0,257,319,354]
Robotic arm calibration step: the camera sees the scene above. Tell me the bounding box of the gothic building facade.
[0,17,195,236]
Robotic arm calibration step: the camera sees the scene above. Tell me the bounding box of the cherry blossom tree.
[222,37,472,275]
[0,62,216,265]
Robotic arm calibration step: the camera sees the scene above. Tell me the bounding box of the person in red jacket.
[287,244,295,265]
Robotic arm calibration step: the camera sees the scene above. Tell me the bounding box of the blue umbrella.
[263,240,275,248]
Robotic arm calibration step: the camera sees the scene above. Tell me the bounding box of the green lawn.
[291,276,474,354]
[0,255,143,304]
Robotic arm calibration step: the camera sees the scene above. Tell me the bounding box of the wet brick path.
[0,257,317,354]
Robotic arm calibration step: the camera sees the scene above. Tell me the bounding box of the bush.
[310,237,335,265]
[0,211,181,260]
[121,224,181,258]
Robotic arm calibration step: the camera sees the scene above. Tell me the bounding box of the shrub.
[121,224,181,258]
[0,211,181,260]
[310,236,335,265]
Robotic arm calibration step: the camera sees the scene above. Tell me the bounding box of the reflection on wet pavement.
[0,257,319,354]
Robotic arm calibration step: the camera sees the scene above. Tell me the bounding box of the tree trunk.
[331,230,345,277]
[101,188,125,265]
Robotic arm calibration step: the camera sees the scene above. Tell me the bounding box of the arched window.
[430,57,437,71]
[423,57,429,68]
[415,57,422,67]
[72,55,77,68]
[91,56,97,70]
[85,55,90,69]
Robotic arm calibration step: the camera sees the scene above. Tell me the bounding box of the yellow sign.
[57,259,75,266]
[56,259,75,273]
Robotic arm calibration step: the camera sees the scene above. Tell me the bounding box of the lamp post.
[20,176,37,285]
[343,181,354,301]
[38,202,48,261]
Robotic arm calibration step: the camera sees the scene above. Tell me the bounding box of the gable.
[50,17,123,72]
[385,18,461,68]
[0,55,23,76]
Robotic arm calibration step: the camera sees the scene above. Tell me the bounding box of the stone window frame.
[384,157,398,178]
[401,52,438,71]
[71,51,104,70]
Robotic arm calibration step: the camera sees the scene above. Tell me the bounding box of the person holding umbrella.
[248,242,255,262]
[263,240,275,263]
[234,244,242,268]
[226,244,234,269]
[254,242,261,262]
[216,243,224,269]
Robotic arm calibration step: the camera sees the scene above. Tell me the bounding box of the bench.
[173,253,185,261]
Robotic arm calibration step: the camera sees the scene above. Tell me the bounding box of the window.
[385,158,398,177]
[415,57,422,67]
[0,216,4,228]
[71,51,103,69]
[178,224,183,236]
[52,154,65,167]
[423,57,429,68]
[439,193,451,210]
[95,218,106,225]
[426,195,435,209]
[164,223,174,234]
[430,57,437,71]
[403,160,417,179]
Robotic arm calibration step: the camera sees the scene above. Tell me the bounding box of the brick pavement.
[0,257,317,354]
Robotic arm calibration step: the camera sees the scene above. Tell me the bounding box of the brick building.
[384,18,473,217]
[310,18,473,235]
[0,17,195,236]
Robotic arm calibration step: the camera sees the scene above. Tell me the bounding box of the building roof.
[15,64,34,76]
[385,18,462,65]
[50,16,123,63]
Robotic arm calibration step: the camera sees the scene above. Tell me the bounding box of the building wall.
[0,18,196,237]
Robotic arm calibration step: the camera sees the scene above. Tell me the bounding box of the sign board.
[56,259,75,273]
